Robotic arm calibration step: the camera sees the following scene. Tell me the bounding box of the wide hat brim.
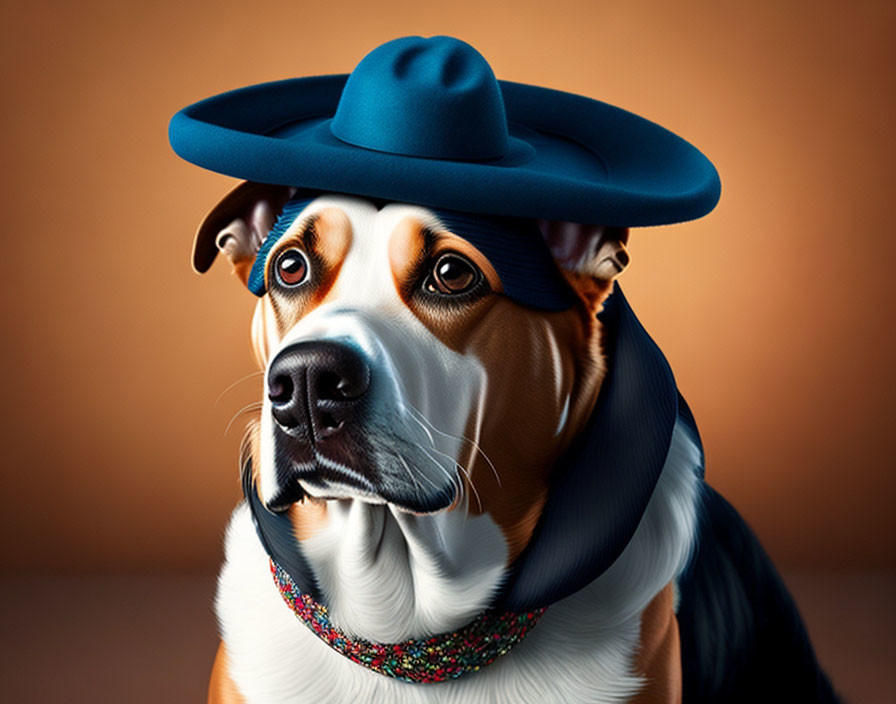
[169,74,720,227]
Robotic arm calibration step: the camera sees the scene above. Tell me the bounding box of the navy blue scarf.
[243,282,701,612]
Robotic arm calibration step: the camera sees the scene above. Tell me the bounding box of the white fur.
[216,418,701,703]
[299,500,509,642]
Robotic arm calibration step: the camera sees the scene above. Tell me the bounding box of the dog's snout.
[267,341,370,440]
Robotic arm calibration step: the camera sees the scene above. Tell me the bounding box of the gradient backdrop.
[0,0,893,700]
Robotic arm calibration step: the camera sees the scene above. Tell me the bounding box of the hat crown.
[330,36,510,161]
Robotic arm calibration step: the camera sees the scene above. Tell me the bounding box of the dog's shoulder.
[676,484,841,703]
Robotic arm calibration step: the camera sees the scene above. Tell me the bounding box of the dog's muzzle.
[265,340,376,510]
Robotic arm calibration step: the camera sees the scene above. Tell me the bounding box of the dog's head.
[200,182,629,558]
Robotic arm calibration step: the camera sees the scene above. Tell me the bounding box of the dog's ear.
[193,181,296,285]
[537,221,630,310]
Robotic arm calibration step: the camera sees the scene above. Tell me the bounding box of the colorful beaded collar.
[271,559,547,683]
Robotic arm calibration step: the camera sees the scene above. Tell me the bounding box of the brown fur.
[631,583,682,704]
[288,495,330,541]
[455,297,607,561]
[195,182,295,282]
[208,643,247,704]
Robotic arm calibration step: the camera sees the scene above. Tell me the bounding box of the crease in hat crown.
[329,36,511,161]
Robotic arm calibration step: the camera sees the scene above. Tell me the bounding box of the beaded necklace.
[271,559,546,683]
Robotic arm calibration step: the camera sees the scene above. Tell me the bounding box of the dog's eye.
[274,249,310,287]
[425,253,480,295]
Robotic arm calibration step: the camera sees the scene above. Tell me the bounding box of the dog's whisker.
[403,407,437,449]
[224,402,264,437]
[453,461,482,515]
[409,440,452,484]
[403,401,503,489]
[411,440,479,515]
[237,420,258,475]
[407,448,446,493]
[214,371,265,408]
[443,453,479,516]
[410,435,482,514]
[394,451,426,504]
[398,411,469,515]
[434,457,472,518]
[411,452,467,519]
[402,409,481,515]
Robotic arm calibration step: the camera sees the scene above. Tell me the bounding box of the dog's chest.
[215,416,705,703]
[217,505,672,704]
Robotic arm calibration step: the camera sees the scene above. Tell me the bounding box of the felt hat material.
[169,35,721,228]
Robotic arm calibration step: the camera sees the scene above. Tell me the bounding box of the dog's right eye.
[423,252,482,296]
[274,249,310,287]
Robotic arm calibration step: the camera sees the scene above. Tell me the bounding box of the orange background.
[0,0,893,576]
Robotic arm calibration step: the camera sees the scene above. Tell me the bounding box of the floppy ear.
[193,181,296,285]
[537,221,630,310]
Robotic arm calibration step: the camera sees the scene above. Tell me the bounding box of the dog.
[168,34,840,704]
[189,184,840,703]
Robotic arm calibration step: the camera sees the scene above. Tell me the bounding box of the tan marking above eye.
[313,207,353,270]
[265,207,353,291]
[263,205,354,340]
[388,216,504,302]
[388,216,428,296]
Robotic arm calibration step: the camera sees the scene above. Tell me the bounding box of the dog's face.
[199,183,629,564]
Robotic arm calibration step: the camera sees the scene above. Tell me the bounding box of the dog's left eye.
[424,253,481,295]
[274,249,310,287]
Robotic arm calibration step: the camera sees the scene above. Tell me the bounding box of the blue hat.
[169,35,720,227]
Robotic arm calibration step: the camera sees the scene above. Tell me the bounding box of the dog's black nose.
[267,340,370,441]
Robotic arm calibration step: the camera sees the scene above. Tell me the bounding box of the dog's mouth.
[265,456,380,512]
[264,445,457,516]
